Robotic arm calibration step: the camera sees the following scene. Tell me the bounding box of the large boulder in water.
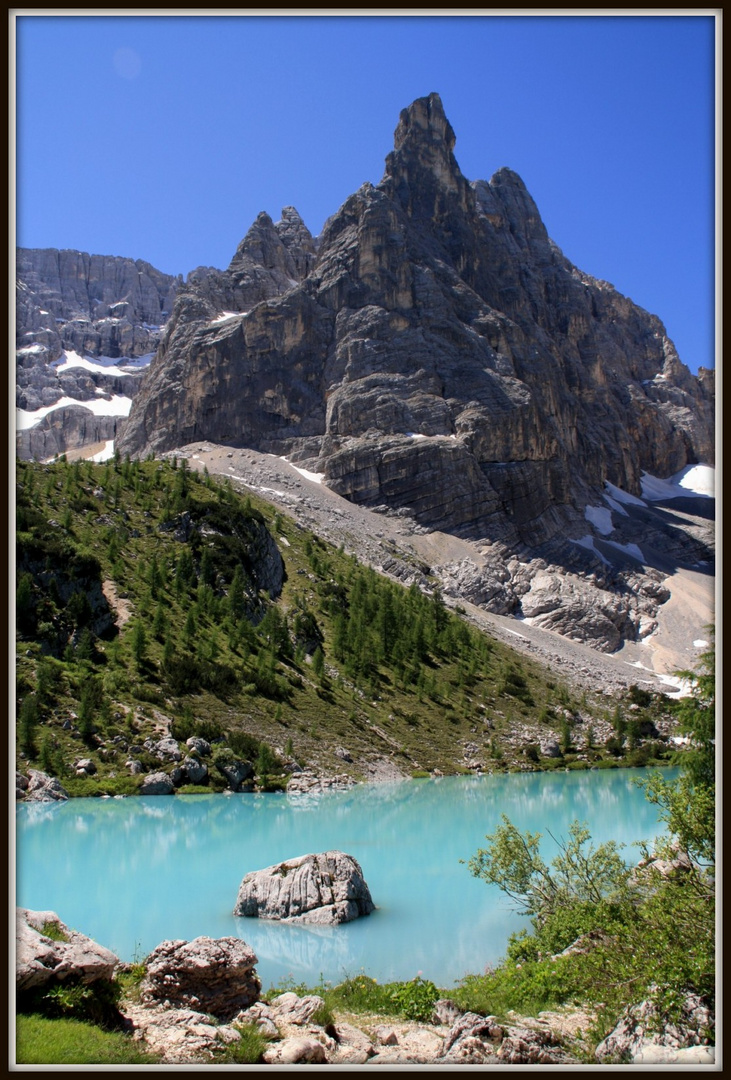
[233,850,375,925]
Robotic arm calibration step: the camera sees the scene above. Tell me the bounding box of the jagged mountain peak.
[382,94,470,220]
[227,205,316,283]
[105,97,715,654]
[392,92,456,154]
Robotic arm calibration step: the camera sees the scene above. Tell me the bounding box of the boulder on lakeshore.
[140,771,175,795]
[140,936,260,1020]
[233,850,375,925]
[23,769,69,802]
[16,908,119,992]
[182,756,208,784]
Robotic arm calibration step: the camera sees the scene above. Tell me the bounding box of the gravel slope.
[178,442,713,698]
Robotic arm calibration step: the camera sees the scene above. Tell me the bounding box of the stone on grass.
[140,936,260,1020]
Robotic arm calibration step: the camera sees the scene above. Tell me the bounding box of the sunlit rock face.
[117,93,713,548]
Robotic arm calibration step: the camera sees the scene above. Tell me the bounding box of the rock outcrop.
[17,769,69,802]
[594,993,715,1064]
[16,248,179,367]
[233,850,375,924]
[139,936,260,1021]
[16,908,118,992]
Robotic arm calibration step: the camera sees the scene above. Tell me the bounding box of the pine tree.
[19,695,39,758]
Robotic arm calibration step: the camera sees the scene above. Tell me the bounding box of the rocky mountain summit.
[118,93,713,518]
[114,95,713,657]
[16,248,181,460]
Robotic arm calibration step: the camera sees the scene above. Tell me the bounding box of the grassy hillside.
[15,455,677,795]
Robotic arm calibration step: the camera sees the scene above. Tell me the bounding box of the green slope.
[15,455,674,794]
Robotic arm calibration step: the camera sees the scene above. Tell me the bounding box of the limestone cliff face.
[117,93,714,554]
[16,248,182,459]
[16,248,180,366]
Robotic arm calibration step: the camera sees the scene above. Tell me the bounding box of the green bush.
[18,976,123,1030]
[61,775,142,798]
[320,974,440,1022]
[452,955,580,1018]
[385,977,440,1021]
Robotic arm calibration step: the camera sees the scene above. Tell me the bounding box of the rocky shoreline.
[16,908,714,1066]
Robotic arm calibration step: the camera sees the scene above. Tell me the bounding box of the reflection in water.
[16,769,676,988]
[232,916,356,974]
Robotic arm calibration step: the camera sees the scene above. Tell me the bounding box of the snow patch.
[89,440,116,462]
[623,661,693,698]
[406,432,427,440]
[602,495,629,516]
[570,535,611,566]
[604,539,645,563]
[603,480,646,508]
[50,349,153,376]
[585,504,614,536]
[211,311,243,324]
[291,464,325,485]
[17,394,133,430]
[641,465,715,501]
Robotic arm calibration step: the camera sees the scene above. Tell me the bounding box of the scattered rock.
[186,736,211,757]
[214,757,254,792]
[152,737,182,762]
[22,769,69,802]
[124,1003,243,1065]
[262,1035,328,1064]
[182,756,208,785]
[594,993,714,1064]
[432,997,464,1025]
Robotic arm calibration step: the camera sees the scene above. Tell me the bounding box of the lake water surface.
[16,768,676,989]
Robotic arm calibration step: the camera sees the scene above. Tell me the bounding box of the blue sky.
[14,13,717,373]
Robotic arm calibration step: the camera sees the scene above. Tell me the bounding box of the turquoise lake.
[16,768,676,990]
